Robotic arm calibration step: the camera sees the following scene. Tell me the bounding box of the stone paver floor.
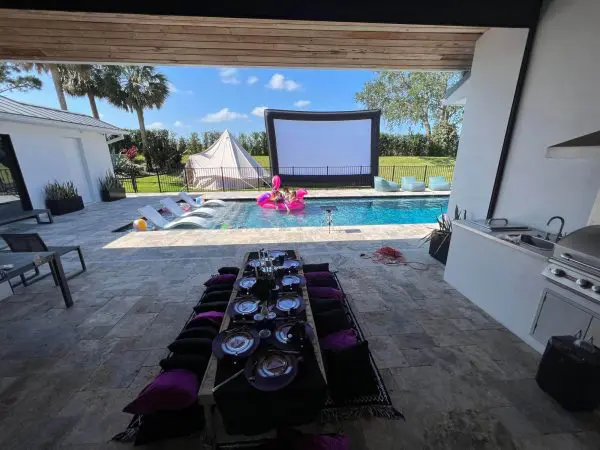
[0,196,598,449]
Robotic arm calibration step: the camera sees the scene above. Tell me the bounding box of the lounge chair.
[160,198,217,218]
[401,176,426,192]
[428,176,451,191]
[179,192,227,208]
[138,206,211,230]
[1,233,85,286]
[374,176,399,192]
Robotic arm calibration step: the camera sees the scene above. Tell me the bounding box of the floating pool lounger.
[179,192,226,207]
[160,198,217,218]
[138,206,210,229]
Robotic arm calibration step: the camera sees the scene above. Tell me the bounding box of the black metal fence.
[117,165,454,193]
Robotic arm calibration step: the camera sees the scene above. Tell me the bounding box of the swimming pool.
[218,196,449,229]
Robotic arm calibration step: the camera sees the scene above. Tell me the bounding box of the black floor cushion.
[195,290,232,308]
[324,340,379,403]
[193,301,229,313]
[185,317,222,330]
[310,297,344,314]
[168,338,213,356]
[303,263,329,273]
[205,283,234,294]
[134,402,205,446]
[218,267,240,275]
[159,354,209,378]
[176,326,218,341]
[314,308,352,336]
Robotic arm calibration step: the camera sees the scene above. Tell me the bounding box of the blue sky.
[4,65,409,136]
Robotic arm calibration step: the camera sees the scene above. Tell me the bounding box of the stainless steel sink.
[520,234,555,251]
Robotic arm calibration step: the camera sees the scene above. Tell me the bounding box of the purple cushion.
[305,272,338,288]
[190,311,224,323]
[298,434,350,450]
[320,329,358,350]
[307,286,343,301]
[204,274,236,287]
[123,369,199,415]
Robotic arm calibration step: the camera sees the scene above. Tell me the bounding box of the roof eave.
[0,112,124,135]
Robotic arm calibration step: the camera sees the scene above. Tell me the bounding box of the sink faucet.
[546,216,565,242]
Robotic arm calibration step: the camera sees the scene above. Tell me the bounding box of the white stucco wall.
[448,28,528,219]
[0,121,114,209]
[494,0,600,232]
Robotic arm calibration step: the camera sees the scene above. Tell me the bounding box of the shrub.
[111,152,146,176]
[121,145,138,161]
[44,180,79,200]
[98,171,123,191]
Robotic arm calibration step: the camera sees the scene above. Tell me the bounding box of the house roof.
[0,95,124,134]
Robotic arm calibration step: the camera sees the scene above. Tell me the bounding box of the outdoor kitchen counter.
[445,221,549,353]
[452,220,550,261]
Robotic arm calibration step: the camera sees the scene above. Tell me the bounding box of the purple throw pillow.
[305,272,338,288]
[190,311,224,323]
[204,274,236,287]
[301,434,350,450]
[320,329,358,350]
[123,369,199,415]
[308,286,343,301]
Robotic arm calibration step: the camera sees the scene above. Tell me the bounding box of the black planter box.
[101,187,126,202]
[46,196,84,216]
[429,230,451,265]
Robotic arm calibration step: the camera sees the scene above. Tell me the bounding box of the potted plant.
[99,171,126,202]
[44,180,84,215]
[423,205,466,265]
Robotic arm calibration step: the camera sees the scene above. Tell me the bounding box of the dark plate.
[280,274,305,287]
[236,277,257,290]
[212,327,260,360]
[274,295,306,316]
[244,350,298,392]
[272,321,315,349]
[282,259,302,270]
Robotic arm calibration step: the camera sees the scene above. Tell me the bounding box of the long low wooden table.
[198,249,326,447]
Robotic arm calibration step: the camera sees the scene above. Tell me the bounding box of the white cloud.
[167,82,178,93]
[251,106,268,117]
[267,73,301,91]
[219,68,240,84]
[247,76,259,85]
[147,122,164,129]
[201,108,248,123]
[294,100,311,108]
[174,120,190,128]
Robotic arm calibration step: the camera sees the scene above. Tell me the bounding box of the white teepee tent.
[184,130,269,190]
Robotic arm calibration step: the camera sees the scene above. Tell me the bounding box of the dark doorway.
[0,134,32,217]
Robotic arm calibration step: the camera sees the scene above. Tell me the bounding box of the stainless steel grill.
[544,225,600,301]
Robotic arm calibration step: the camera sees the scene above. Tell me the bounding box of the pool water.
[217,197,449,229]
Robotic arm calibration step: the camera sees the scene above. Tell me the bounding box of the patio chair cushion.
[320,329,358,350]
[196,290,232,307]
[185,316,223,330]
[176,327,219,341]
[324,341,379,402]
[204,274,236,286]
[204,283,234,294]
[168,338,213,356]
[133,402,205,445]
[160,355,209,378]
[192,302,228,314]
[309,297,343,314]
[218,266,240,275]
[313,309,351,336]
[303,263,329,273]
[305,272,338,288]
[123,369,199,415]
[307,286,343,301]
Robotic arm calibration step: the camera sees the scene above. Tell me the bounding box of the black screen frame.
[264,109,380,187]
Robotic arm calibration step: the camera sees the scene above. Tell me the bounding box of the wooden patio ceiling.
[0,9,486,70]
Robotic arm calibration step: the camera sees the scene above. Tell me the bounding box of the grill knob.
[576,278,591,288]
[550,268,566,277]
[592,285,600,294]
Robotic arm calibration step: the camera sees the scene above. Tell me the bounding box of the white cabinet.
[532,290,593,345]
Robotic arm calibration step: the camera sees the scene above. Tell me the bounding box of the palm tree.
[61,65,104,119]
[102,66,170,151]
[19,63,68,110]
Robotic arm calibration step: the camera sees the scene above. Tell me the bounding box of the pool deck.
[0,196,598,449]
[128,188,450,201]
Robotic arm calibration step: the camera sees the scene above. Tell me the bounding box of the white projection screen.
[265,110,380,187]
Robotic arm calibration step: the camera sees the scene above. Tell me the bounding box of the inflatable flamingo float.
[257,175,308,210]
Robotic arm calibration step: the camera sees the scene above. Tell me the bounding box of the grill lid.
[553,225,600,273]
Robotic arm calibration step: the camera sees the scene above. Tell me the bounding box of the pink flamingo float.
[256,175,308,211]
